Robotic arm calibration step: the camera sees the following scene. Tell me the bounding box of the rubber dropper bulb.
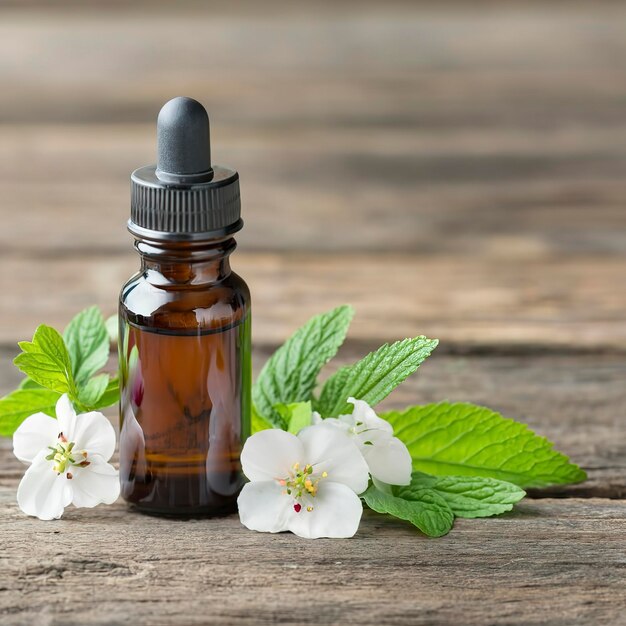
[156,96,213,183]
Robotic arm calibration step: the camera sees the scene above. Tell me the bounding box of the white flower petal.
[55,394,77,439]
[355,427,389,448]
[371,477,393,493]
[286,482,363,539]
[311,411,323,425]
[298,424,369,494]
[70,455,120,508]
[17,452,72,520]
[317,417,350,433]
[337,413,356,428]
[348,397,393,434]
[72,412,116,461]
[241,430,304,482]
[13,412,58,463]
[362,436,412,486]
[237,481,292,533]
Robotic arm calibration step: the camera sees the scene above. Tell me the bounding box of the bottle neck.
[135,237,236,285]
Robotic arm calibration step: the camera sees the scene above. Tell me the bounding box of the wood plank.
[0,5,625,125]
[1,6,626,255]
[1,5,624,624]
[0,490,624,625]
[2,125,626,255]
[1,253,625,349]
[1,349,624,498]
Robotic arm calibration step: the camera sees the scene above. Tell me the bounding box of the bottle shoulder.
[120,270,250,332]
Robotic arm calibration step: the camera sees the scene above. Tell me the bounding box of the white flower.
[237,425,369,539]
[313,398,412,486]
[13,394,120,520]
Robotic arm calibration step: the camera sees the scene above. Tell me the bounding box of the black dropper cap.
[129,97,241,241]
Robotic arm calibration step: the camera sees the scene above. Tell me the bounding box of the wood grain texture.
[1,2,626,624]
[1,252,625,349]
[0,488,625,626]
[2,126,626,256]
[1,4,625,126]
[1,4,626,257]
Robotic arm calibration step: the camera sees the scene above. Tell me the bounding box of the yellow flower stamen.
[45,433,87,474]
[280,462,329,512]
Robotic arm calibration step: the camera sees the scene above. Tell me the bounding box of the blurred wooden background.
[1,2,625,625]
[1,1,626,348]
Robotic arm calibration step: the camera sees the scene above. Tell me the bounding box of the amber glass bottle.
[119,97,251,516]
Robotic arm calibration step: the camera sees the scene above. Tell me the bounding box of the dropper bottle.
[118,97,251,516]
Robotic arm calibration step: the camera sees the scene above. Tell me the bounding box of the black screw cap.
[129,96,242,241]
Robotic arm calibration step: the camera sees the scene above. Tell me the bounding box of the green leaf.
[362,484,454,537]
[384,403,587,489]
[401,472,525,519]
[78,373,110,407]
[275,401,313,435]
[105,314,118,344]
[14,325,76,395]
[251,404,273,434]
[315,336,438,417]
[0,388,61,437]
[252,305,354,428]
[63,306,110,384]
[92,376,120,410]
[18,377,42,390]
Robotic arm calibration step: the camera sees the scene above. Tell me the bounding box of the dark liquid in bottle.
[119,317,251,516]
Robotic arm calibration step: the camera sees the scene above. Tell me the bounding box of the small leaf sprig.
[250,305,586,537]
[0,307,117,436]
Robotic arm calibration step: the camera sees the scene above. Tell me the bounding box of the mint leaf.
[14,325,77,395]
[252,404,273,434]
[275,401,313,435]
[78,373,110,407]
[363,485,454,537]
[92,376,120,409]
[18,378,42,390]
[0,388,61,436]
[252,305,354,428]
[384,403,586,489]
[315,336,438,417]
[401,472,525,518]
[63,306,110,384]
[6,310,117,432]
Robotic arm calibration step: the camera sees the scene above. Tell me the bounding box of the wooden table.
[1,2,625,624]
